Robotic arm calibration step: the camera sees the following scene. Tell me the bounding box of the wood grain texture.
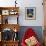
[0,7,20,46]
[43,0,46,45]
[44,0,46,26]
[0,24,20,32]
[0,41,19,46]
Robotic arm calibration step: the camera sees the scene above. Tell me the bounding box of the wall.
[0,0,44,26]
[18,0,44,26]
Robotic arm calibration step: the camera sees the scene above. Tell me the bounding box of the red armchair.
[21,28,41,46]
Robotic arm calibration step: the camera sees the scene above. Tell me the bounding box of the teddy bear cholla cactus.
[25,36,38,46]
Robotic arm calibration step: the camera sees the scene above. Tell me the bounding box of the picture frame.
[9,10,15,15]
[9,10,17,15]
[25,7,36,20]
[2,10,9,15]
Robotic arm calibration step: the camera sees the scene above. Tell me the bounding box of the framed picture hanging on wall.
[25,7,36,20]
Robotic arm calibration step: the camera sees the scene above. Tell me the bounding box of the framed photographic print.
[25,7,36,20]
[2,10,9,15]
[9,10,15,15]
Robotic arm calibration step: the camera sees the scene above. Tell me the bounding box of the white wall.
[0,0,44,26]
